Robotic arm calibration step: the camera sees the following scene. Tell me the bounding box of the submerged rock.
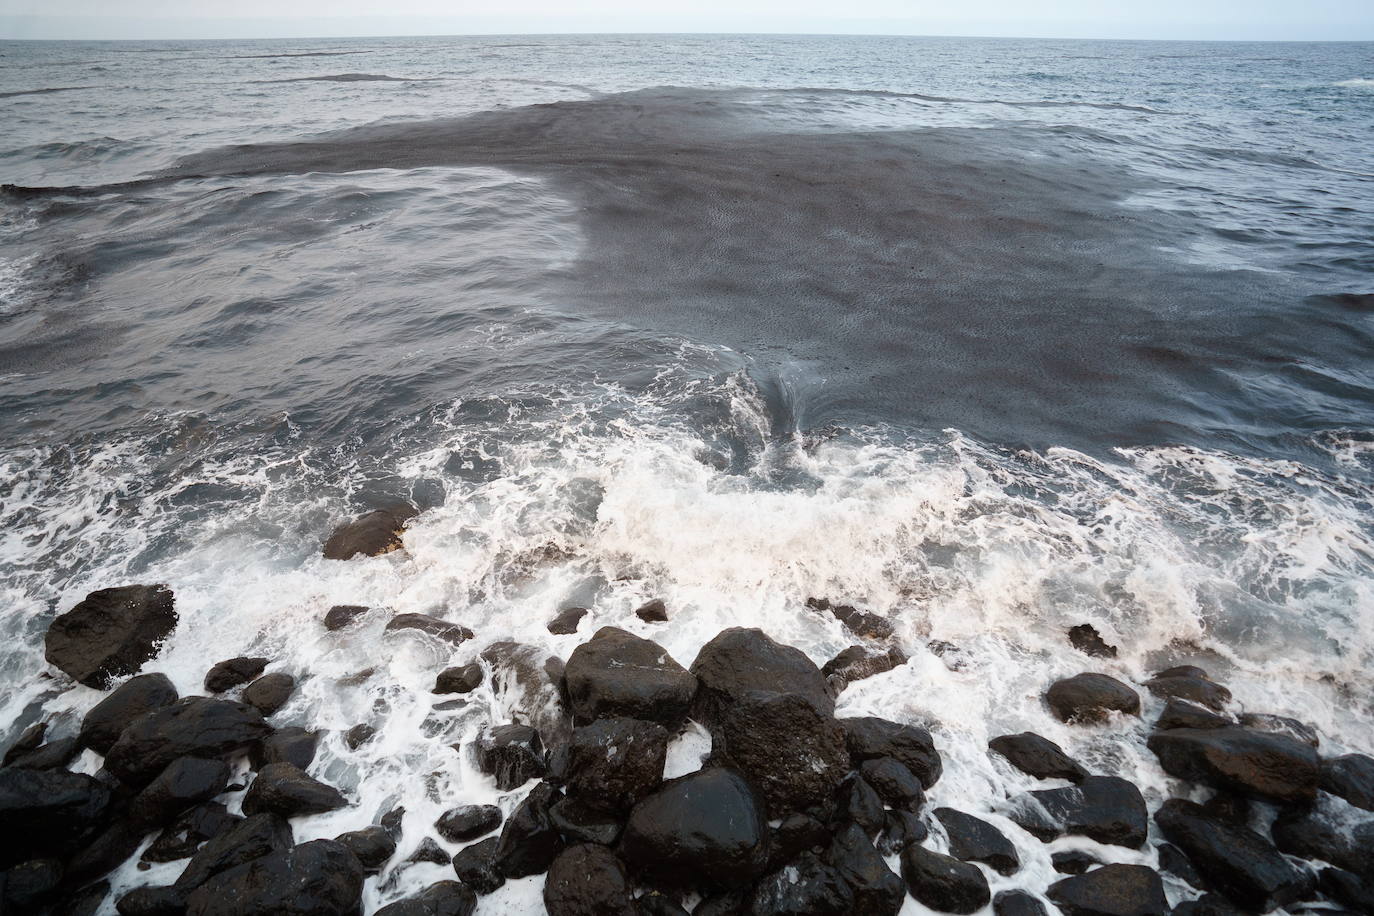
[563,716,668,814]
[434,663,483,695]
[321,504,417,560]
[1067,624,1118,659]
[203,657,268,693]
[472,723,546,791]
[105,697,272,787]
[1046,864,1168,916]
[821,645,907,688]
[45,584,178,689]
[806,597,895,640]
[436,804,502,843]
[716,688,849,813]
[184,838,364,916]
[749,850,853,916]
[241,762,347,817]
[543,844,635,916]
[934,807,1019,875]
[1009,775,1148,848]
[385,613,474,646]
[988,732,1089,782]
[547,607,589,636]
[1147,726,1320,804]
[323,604,370,631]
[900,843,991,914]
[1046,673,1140,723]
[0,767,113,867]
[841,716,943,788]
[621,768,769,889]
[691,628,834,723]
[564,627,697,726]
[375,880,477,916]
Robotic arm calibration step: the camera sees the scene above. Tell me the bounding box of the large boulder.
[1046,864,1168,916]
[334,825,396,874]
[241,762,347,817]
[451,837,504,895]
[435,805,502,843]
[543,844,635,916]
[203,657,268,693]
[564,627,697,726]
[4,735,79,770]
[1154,799,1314,911]
[375,881,477,916]
[434,664,483,695]
[548,607,589,636]
[1321,753,1374,812]
[827,823,905,915]
[691,628,833,723]
[716,689,849,813]
[174,813,293,893]
[493,781,565,878]
[63,818,148,888]
[1155,698,1233,731]
[79,672,180,754]
[479,641,568,738]
[562,716,668,814]
[988,732,1088,782]
[240,673,295,716]
[840,716,943,788]
[45,585,178,688]
[184,839,364,915]
[1146,727,1320,804]
[1237,713,1319,747]
[1046,673,1140,723]
[900,843,990,914]
[129,757,232,825]
[105,697,272,786]
[1271,800,1374,879]
[995,890,1050,916]
[1008,776,1148,848]
[749,851,853,916]
[321,504,417,560]
[933,807,1019,875]
[249,726,319,771]
[0,767,113,868]
[472,724,546,791]
[860,757,925,810]
[621,768,769,889]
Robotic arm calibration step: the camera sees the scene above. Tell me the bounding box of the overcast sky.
[2,0,1372,41]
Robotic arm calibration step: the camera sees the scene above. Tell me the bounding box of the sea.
[1,33,1372,912]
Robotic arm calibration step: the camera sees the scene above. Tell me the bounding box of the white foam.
[1335,78,1374,88]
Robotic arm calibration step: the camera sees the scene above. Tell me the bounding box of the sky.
[1,0,1372,41]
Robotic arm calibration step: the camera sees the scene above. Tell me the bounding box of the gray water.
[1,34,1373,914]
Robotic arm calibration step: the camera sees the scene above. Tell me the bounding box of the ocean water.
[1,33,1373,912]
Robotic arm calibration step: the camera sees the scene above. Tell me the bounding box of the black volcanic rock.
[376,880,477,916]
[451,836,504,894]
[79,672,180,754]
[250,726,319,770]
[408,837,452,865]
[860,756,926,810]
[1155,842,1205,891]
[105,696,272,786]
[563,716,668,814]
[564,627,697,726]
[386,613,473,646]
[691,627,833,723]
[1271,801,1374,878]
[1237,713,1319,747]
[436,804,502,843]
[1319,866,1374,913]
[826,823,905,915]
[544,844,635,916]
[716,688,850,813]
[749,850,853,916]
[635,599,669,623]
[1144,667,1231,712]
[995,890,1050,916]
[1153,798,1314,911]
[1147,726,1320,804]
[3,857,65,911]
[548,796,623,846]
[806,597,895,640]
[241,672,295,716]
[129,757,232,826]
[767,812,830,870]
[900,843,991,914]
[3,722,46,765]
[173,812,292,893]
[63,819,149,888]
[989,732,1089,781]
[547,606,589,635]
[322,505,417,560]
[4,735,79,770]
[1046,864,1168,916]
[494,781,565,878]
[836,772,886,837]
[184,838,364,916]
[334,824,396,873]
[241,762,347,817]
[323,604,369,631]
[203,657,267,693]
[934,807,1019,875]
[1009,775,1148,848]
[142,802,239,864]
[434,663,483,695]
[473,723,546,791]
[117,886,191,916]
[621,768,769,889]
[1068,624,1117,658]
[1155,698,1233,731]
[0,767,113,868]
[840,716,943,788]
[1046,673,1140,723]
[1052,850,1101,875]
[878,809,929,855]
[45,585,178,688]
[1321,753,1374,812]
[821,645,907,689]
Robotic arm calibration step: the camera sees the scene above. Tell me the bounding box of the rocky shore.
[2,507,1372,916]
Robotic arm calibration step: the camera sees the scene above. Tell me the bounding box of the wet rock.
[548,607,590,636]
[1238,713,1319,748]
[1009,775,1149,849]
[1147,726,1320,804]
[900,843,991,914]
[840,716,943,788]
[142,802,239,864]
[494,781,565,878]
[1068,624,1118,659]
[472,724,546,791]
[3,857,64,911]
[105,697,272,787]
[635,599,669,623]
[935,807,1019,875]
[1046,864,1168,916]
[386,613,474,646]
[1321,754,1374,811]
[565,627,697,727]
[995,890,1050,916]
[434,663,483,695]
[1199,791,1252,827]
[827,822,906,915]
[543,844,636,916]
[44,585,178,689]
[3,722,46,765]
[857,758,922,812]
[436,804,502,843]
[0,767,113,867]
[321,504,417,560]
[1156,842,1206,890]
[241,672,294,716]
[334,824,396,873]
[1046,673,1140,723]
[877,809,929,855]
[376,880,477,916]
[1319,867,1374,914]
[184,838,364,916]
[4,735,80,770]
[64,819,149,888]
[549,795,623,846]
[451,836,504,894]
[241,762,347,817]
[250,726,318,770]
[479,641,567,730]
[409,836,452,865]
[1154,798,1315,911]
[130,757,231,825]
[621,768,769,889]
[1169,895,1246,916]
[203,657,268,693]
[1052,850,1100,875]
[1144,667,1231,712]
[1156,698,1233,731]
[54,881,110,916]
[988,732,1089,782]
[806,597,895,640]
[173,812,292,892]
[821,645,907,688]
[749,850,853,916]
[716,689,849,813]
[79,673,180,755]
[563,716,668,814]
[692,628,833,723]
[695,891,748,916]
[323,604,369,631]
[836,771,886,837]
[1271,802,1374,878]
[345,723,376,749]
[767,813,830,869]
[636,891,690,916]
[115,885,187,916]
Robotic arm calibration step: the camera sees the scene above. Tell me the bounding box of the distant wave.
[1335,78,1374,88]
[780,85,1172,115]
[224,50,370,59]
[0,86,95,99]
[252,73,432,84]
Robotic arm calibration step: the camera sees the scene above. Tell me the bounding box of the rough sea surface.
[1,34,1373,912]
